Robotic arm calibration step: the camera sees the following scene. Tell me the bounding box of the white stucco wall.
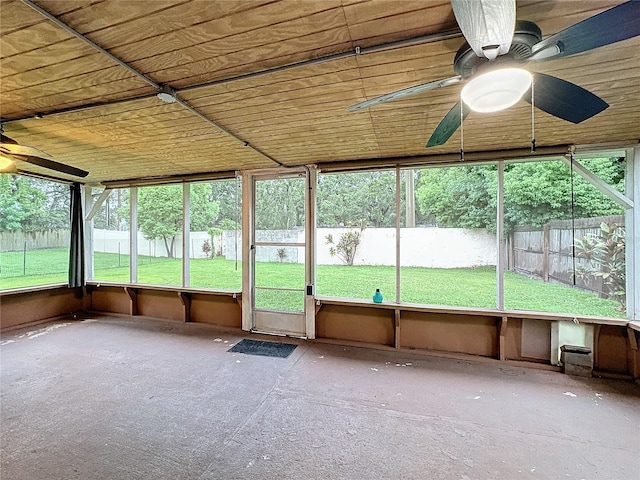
[94,227,496,267]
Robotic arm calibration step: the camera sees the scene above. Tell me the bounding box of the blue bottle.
[372,288,383,303]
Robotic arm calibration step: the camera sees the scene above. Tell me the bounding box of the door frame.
[241,167,317,338]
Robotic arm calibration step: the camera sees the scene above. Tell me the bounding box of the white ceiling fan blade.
[451,0,516,60]
[348,76,462,112]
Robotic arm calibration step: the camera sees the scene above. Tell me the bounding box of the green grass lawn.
[0,249,625,318]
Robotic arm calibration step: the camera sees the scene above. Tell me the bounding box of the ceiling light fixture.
[157,85,177,104]
[461,67,532,113]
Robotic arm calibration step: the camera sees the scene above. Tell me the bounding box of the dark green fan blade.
[426,101,470,148]
[524,73,608,124]
[532,1,640,61]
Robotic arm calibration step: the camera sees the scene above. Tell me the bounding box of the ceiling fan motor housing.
[453,20,542,77]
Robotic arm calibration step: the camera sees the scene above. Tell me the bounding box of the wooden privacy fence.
[0,229,70,251]
[508,215,624,297]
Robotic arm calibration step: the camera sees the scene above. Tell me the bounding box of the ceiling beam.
[319,145,571,172]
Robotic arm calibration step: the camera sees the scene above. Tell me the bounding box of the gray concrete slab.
[1,316,639,480]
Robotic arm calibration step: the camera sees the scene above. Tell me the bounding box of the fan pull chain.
[531,77,536,153]
[459,100,465,161]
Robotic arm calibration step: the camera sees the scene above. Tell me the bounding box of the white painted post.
[496,161,505,310]
[305,166,317,339]
[130,187,138,284]
[182,183,190,288]
[396,167,401,304]
[241,172,253,331]
[627,147,639,320]
[83,185,94,280]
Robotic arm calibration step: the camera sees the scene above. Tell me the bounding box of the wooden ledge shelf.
[0,283,71,297]
[314,296,629,326]
[86,282,242,326]
[86,282,241,298]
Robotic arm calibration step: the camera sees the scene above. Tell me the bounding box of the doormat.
[228,339,297,358]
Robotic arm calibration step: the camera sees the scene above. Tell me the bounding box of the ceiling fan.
[0,133,89,178]
[348,0,640,148]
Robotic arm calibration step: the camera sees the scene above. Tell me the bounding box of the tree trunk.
[162,235,175,258]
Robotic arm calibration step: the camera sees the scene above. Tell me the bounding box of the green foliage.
[503,159,624,230]
[325,223,365,266]
[415,166,497,230]
[254,178,305,230]
[575,222,626,309]
[317,171,400,228]
[0,175,69,232]
[415,158,625,232]
[138,183,220,257]
[277,247,287,263]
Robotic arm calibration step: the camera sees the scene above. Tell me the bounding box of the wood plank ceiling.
[1,0,639,183]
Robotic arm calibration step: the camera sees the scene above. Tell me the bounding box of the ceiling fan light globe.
[461,68,532,113]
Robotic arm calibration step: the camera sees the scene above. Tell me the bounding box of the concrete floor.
[1,316,639,480]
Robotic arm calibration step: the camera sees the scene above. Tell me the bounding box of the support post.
[497,162,505,310]
[241,173,253,332]
[395,167,401,304]
[182,183,190,288]
[499,316,508,361]
[124,287,138,315]
[305,166,317,339]
[178,292,191,323]
[130,187,138,283]
[83,186,94,281]
[626,147,639,320]
[394,309,401,349]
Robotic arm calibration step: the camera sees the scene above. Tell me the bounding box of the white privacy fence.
[8,228,496,268]
[225,227,497,268]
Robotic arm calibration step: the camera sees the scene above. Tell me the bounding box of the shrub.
[325,223,365,266]
[277,247,287,263]
[575,222,625,309]
[201,239,212,259]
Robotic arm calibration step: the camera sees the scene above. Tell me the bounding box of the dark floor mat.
[228,339,297,358]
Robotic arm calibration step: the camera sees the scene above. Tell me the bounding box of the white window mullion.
[182,183,190,288]
[497,162,505,310]
[130,187,138,283]
[627,147,639,320]
[395,167,401,304]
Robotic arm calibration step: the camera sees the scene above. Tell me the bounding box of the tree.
[415,165,497,230]
[317,171,402,228]
[415,158,625,232]
[137,184,219,257]
[254,178,305,230]
[0,175,69,232]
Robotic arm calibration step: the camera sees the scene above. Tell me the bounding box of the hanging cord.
[459,101,464,161]
[530,77,536,153]
[570,152,576,287]
[234,173,239,271]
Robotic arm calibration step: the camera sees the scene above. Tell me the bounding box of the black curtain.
[69,182,85,287]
